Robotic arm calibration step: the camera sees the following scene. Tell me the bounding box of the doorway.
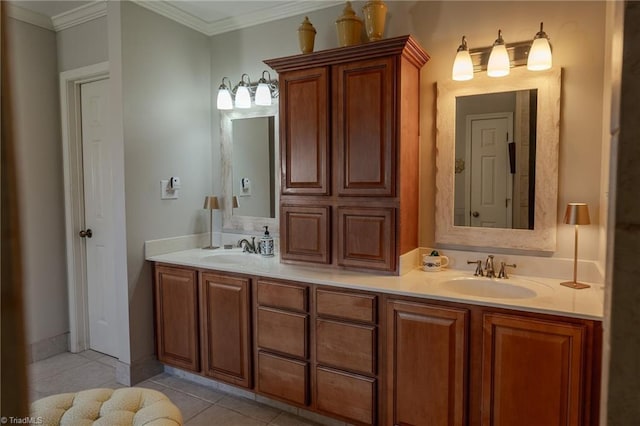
[60,62,120,358]
[464,112,514,228]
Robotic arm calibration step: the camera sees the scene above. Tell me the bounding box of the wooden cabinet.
[315,288,379,425]
[481,313,588,426]
[255,279,310,407]
[200,272,252,388]
[385,300,468,426]
[154,265,200,372]
[266,36,429,273]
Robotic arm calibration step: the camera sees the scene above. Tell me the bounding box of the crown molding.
[133,0,342,37]
[6,2,54,31]
[52,1,107,32]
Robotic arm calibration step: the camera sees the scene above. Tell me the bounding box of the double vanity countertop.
[147,248,604,321]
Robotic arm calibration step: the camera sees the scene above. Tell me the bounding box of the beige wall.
[211,1,607,262]
[7,19,67,347]
[57,16,108,72]
[121,2,212,364]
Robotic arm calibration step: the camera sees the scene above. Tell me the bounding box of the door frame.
[464,112,514,227]
[60,62,110,353]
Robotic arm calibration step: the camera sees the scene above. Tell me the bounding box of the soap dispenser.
[259,226,274,257]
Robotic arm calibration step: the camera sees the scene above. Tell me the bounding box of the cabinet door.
[280,67,329,195]
[154,266,200,372]
[281,204,330,264]
[482,313,586,426]
[257,351,309,406]
[386,300,468,426]
[333,57,395,196]
[200,272,251,388]
[337,206,395,271]
[316,367,376,425]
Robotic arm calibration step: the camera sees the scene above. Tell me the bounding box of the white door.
[469,115,512,228]
[80,79,118,357]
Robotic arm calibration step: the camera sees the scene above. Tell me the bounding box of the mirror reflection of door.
[454,89,537,230]
[467,113,512,228]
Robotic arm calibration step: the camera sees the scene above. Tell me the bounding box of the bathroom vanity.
[149,249,602,426]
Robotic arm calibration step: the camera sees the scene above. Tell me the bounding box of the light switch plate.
[160,180,179,199]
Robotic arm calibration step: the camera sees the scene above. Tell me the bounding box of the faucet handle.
[498,262,517,279]
[467,260,484,277]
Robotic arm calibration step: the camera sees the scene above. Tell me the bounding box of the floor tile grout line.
[181,402,213,423]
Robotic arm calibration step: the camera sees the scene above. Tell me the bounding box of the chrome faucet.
[484,255,496,278]
[238,237,257,253]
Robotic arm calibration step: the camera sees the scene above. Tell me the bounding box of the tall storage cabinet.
[265,35,429,274]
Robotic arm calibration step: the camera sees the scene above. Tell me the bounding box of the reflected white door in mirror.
[436,68,561,252]
[220,103,279,234]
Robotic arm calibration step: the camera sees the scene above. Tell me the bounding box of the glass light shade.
[487,44,510,77]
[527,37,552,71]
[235,85,251,108]
[255,82,272,106]
[452,50,474,81]
[216,88,233,110]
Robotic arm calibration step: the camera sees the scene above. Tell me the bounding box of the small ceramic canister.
[335,2,363,47]
[298,16,316,54]
[422,254,450,272]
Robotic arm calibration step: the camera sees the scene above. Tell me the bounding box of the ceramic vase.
[362,0,387,41]
[297,16,316,54]
[335,2,362,47]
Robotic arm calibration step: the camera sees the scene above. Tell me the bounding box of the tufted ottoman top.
[30,387,183,426]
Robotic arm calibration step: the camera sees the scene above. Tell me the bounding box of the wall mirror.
[435,68,561,252]
[221,103,279,233]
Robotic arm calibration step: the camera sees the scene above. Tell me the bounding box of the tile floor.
[28,351,336,425]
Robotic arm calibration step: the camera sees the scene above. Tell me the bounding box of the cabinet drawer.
[257,307,308,359]
[257,351,309,406]
[257,280,308,312]
[316,367,376,425]
[316,319,376,376]
[316,288,377,323]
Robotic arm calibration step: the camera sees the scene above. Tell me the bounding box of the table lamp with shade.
[561,202,591,289]
[203,196,219,249]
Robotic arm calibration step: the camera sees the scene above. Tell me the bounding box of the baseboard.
[28,333,69,363]
[116,355,163,386]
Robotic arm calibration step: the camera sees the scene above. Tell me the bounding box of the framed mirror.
[435,68,561,252]
[221,103,279,233]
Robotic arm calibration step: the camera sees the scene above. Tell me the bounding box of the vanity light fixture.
[215,71,279,110]
[452,36,474,81]
[561,203,591,289]
[527,22,552,71]
[453,23,553,80]
[487,30,510,77]
[203,196,220,250]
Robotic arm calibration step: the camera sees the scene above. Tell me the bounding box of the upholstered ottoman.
[30,387,183,426]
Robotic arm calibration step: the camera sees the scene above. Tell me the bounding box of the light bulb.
[216,88,233,110]
[487,30,510,77]
[452,36,473,81]
[527,22,552,71]
[235,85,251,108]
[255,82,272,106]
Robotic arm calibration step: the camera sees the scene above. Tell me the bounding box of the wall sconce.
[487,30,510,77]
[527,22,552,71]
[561,203,591,289]
[216,71,279,110]
[451,36,473,81]
[203,196,220,249]
[452,22,553,80]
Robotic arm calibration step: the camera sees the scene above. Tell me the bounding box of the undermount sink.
[436,277,539,299]
[203,253,257,265]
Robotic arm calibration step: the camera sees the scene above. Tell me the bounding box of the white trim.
[52,1,107,32]
[60,62,110,354]
[6,2,54,31]
[133,0,341,36]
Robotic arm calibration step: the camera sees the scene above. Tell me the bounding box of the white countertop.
[147,248,604,321]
